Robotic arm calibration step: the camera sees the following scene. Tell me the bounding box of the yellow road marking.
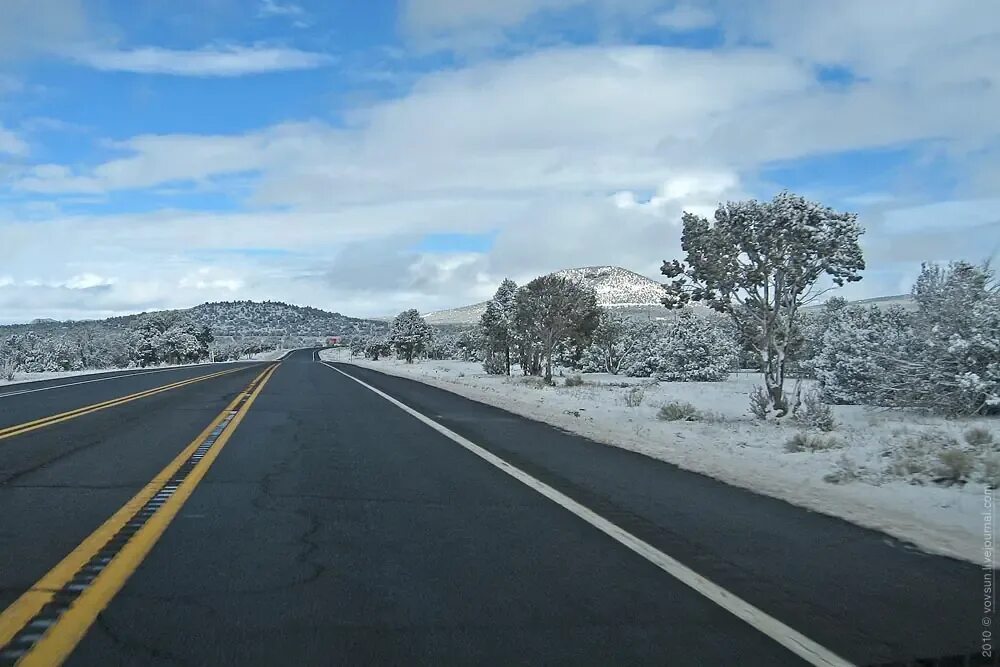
[0,363,279,665]
[0,366,252,443]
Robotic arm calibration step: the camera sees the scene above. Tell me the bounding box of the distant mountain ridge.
[423,265,666,325]
[0,300,386,340]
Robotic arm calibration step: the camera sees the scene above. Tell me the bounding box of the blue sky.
[0,0,998,322]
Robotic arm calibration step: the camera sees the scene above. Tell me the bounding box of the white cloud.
[258,0,306,18]
[257,0,310,28]
[0,125,28,156]
[74,45,331,77]
[179,268,244,292]
[63,273,115,289]
[2,1,999,319]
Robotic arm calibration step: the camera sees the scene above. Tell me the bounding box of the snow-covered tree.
[579,310,655,374]
[661,191,865,415]
[796,296,849,377]
[813,305,909,404]
[623,311,737,380]
[0,336,21,380]
[363,336,392,361]
[479,279,518,375]
[883,262,1000,415]
[389,309,432,363]
[513,275,600,383]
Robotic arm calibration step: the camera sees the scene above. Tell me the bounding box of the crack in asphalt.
[93,613,189,666]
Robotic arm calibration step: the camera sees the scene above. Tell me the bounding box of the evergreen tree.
[479,279,518,375]
[513,275,600,383]
[389,309,433,363]
[662,191,864,415]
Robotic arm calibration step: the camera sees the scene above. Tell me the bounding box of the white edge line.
[320,361,854,667]
[0,363,258,399]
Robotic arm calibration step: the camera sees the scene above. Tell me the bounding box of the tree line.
[0,312,284,381]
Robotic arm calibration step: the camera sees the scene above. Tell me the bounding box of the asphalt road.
[0,348,990,666]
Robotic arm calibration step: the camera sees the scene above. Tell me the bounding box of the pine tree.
[389,309,433,363]
[479,279,518,375]
[513,275,600,383]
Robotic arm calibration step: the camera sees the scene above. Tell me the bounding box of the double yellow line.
[0,366,247,443]
[0,363,279,665]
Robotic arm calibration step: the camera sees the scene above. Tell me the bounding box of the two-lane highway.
[0,349,988,665]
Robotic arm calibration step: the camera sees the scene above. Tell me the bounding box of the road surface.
[0,349,990,665]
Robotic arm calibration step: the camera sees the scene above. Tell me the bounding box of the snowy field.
[0,347,294,388]
[322,348,997,564]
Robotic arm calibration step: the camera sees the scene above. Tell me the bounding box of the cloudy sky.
[0,0,997,323]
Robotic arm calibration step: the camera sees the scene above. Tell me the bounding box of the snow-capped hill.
[183,301,385,338]
[423,302,489,326]
[423,266,665,325]
[550,266,665,308]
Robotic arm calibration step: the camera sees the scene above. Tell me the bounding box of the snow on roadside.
[321,348,995,564]
[0,348,296,388]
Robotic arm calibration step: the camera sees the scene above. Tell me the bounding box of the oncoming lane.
[0,362,275,641]
[0,362,262,433]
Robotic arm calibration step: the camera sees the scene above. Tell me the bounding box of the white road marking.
[0,364,240,399]
[321,361,854,667]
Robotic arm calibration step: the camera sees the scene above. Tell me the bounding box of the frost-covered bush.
[981,455,1000,489]
[564,374,585,387]
[965,427,995,448]
[624,310,737,380]
[935,449,974,484]
[885,431,963,481]
[784,432,843,453]
[792,388,836,432]
[482,353,507,375]
[623,386,645,407]
[813,305,909,405]
[657,401,701,421]
[823,454,861,484]
[748,386,770,420]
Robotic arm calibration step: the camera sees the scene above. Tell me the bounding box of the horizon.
[1,1,998,323]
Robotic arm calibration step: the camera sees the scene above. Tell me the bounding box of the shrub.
[482,353,508,375]
[980,455,1000,489]
[564,374,585,387]
[964,427,996,448]
[793,389,836,432]
[623,386,645,407]
[934,449,974,484]
[823,454,860,484]
[749,386,770,420]
[885,431,960,479]
[785,432,843,453]
[657,401,701,421]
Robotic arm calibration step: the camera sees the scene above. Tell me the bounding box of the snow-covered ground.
[322,348,998,564]
[0,347,294,388]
